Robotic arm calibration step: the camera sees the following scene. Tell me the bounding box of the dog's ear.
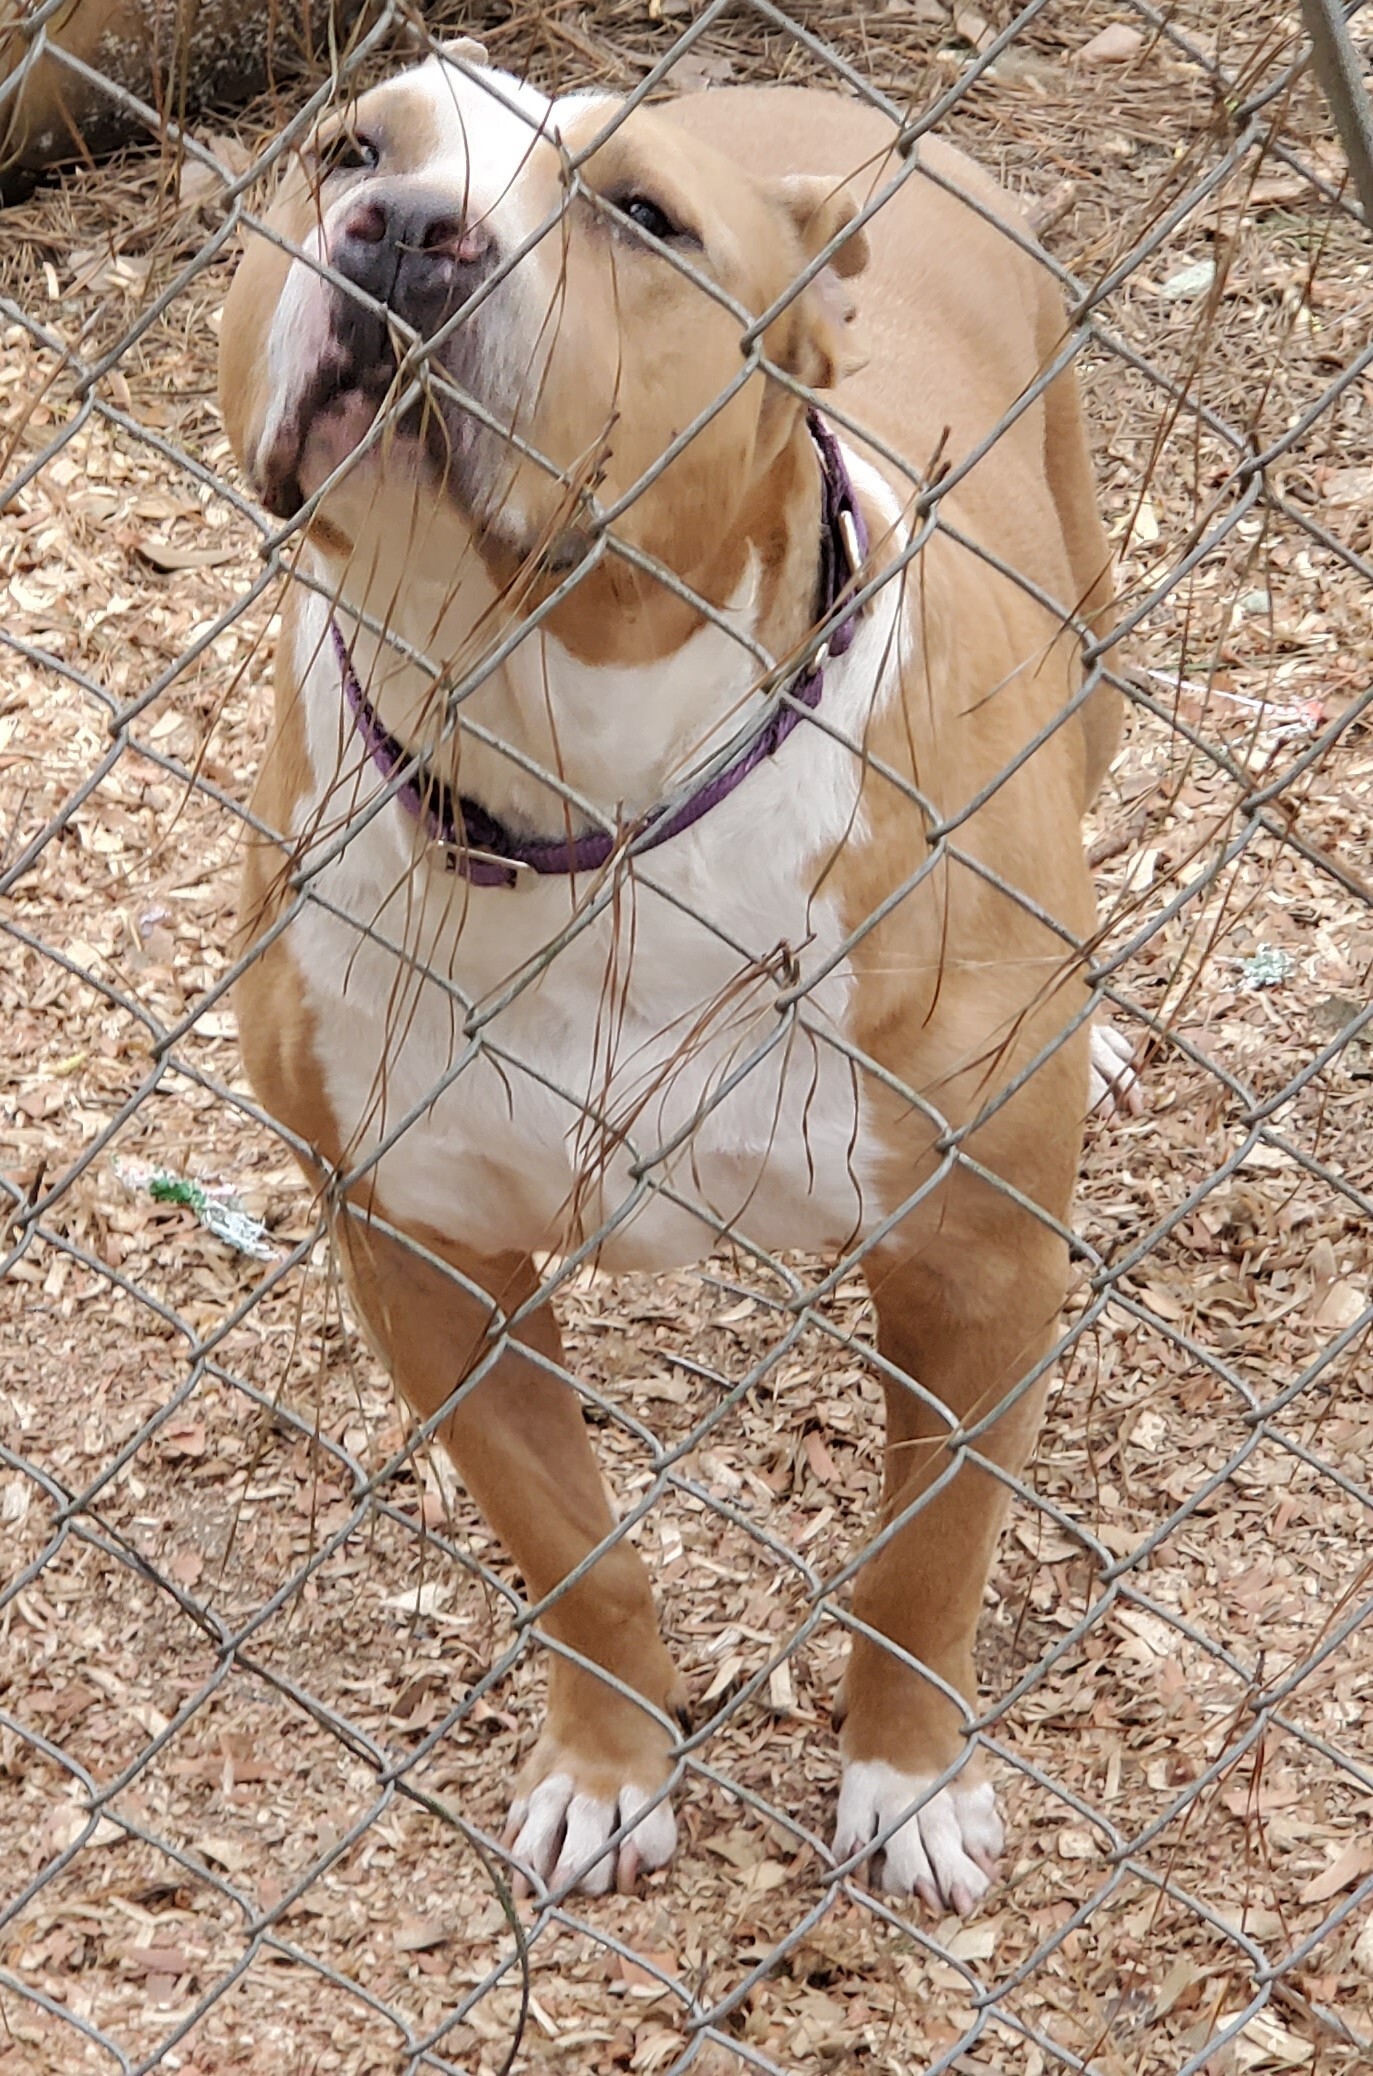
[391,17,490,68]
[437,36,490,67]
[771,175,870,389]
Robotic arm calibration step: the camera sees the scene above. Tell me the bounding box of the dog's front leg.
[833,1186,1067,1913]
[334,1210,685,1895]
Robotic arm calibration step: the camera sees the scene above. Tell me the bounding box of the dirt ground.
[2,3,1372,2073]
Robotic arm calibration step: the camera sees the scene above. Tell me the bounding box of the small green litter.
[1238,946,1296,991]
[113,1159,276,1260]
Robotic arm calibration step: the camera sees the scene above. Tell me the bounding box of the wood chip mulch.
[2,4,1371,2073]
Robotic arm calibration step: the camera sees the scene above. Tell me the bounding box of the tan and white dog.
[219,41,1132,1912]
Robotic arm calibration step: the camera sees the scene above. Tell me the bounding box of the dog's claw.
[615,1844,641,1895]
[504,1769,676,1897]
[835,1764,1004,1912]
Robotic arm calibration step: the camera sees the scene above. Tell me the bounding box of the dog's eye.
[318,129,379,176]
[619,195,681,243]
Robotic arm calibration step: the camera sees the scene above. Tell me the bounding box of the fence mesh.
[3,2,1373,2072]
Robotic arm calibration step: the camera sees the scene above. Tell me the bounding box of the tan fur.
[653,92,1118,1784]
[222,70,1120,1898]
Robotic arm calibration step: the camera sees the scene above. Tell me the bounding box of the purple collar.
[332,410,868,889]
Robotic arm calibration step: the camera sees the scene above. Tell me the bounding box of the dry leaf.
[703,1830,759,1871]
[1236,2012,1313,2068]
[159,1420,207,1461]
[1247,171,1314,209]
[1140,1279,1186,1321]
[219,1731,279,1784]
[137,538,240,573]
[1236,1907,1285,1941]
[1116,1607,1178,1657]
[803,1431,838,1485]
[1354,1918,1373,1978]
[396,1917,450,1954]
[1123,845,1160,893]
[125,1944,196,1978]
[715,1299,756,1326]
[197,1834,249,1872]
[1129,498,1161,545]
[1297,1839,1373,1904]
[178,157,227,208]
[1013,1520,1079,1562]
[44,1803,122,1853]
[945,1919,998,1960]
[1153,1955,1206,2018]
[1220,1776,1301,1818]
[1320,464,1373,506]
[1310,1279,1367,1330]
[700,1652,744,1703]
[169,1547,204,1587]
[618,1951,676,1990]
[383,1581,452,1617]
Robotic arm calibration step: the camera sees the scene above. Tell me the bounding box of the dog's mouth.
[257,293,486,521]
[256,367,384,519]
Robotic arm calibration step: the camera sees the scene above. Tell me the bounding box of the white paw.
[1089,1021,1143,1116]
[505,1770,677,1897]
[834,1762,1004,1913]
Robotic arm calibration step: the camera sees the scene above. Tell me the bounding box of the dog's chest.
[306,904,870,1269]
[287,747,879,1271]
[280,476,903,1270]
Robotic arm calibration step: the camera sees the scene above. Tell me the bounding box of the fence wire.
[2,2,1373,2072]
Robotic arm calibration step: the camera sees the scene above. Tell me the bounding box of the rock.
[1078,24,1145,64]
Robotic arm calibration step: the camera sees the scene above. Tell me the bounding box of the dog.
[218,38,1132,1912]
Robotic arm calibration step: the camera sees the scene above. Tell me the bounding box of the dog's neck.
[307,414,833,839]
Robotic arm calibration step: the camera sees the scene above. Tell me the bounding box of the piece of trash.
[1239,946,1296,991]
[1159,257,1217,301]
[113,1159,276,1260]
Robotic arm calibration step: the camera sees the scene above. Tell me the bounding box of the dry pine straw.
[1,3,1372,2073]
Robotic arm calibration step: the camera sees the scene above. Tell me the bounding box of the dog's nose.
[330,183,493,335]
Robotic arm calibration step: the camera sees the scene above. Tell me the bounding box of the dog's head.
[219,42,868,636]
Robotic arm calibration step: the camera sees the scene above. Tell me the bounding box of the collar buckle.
[837,505,864,578]
[444,844,539,882]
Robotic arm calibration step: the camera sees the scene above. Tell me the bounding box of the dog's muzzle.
[330,182,497,355]
[256,182,499,516]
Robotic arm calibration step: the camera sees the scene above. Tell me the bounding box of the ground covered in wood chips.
[2,3,1372,2072]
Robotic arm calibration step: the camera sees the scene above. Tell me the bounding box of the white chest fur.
[284,456,906,1271]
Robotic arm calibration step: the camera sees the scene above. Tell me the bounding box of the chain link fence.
[3,2,1372,2071]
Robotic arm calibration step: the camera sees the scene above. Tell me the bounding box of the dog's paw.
[504,1767,677,1897]
[833,1762,1004,1913]
[1089,1021,1143,1117]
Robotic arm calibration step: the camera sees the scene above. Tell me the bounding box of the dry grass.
[2,4,1372,2073]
